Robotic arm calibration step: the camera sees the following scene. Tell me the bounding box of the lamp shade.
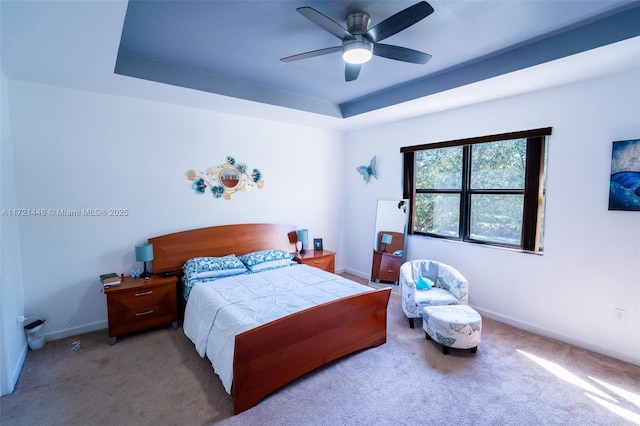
[135,243,154,262]
[342,42,373,64]
[296,229,308,243]
[381,234,393,245]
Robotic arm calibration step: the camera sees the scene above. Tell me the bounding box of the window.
[402,128,551,252]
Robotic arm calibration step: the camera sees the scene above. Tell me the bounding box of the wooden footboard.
[232,287,391,414]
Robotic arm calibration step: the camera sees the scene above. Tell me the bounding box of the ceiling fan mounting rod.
[345,12,370,35]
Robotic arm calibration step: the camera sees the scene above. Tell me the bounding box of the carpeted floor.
[1,274,639,426]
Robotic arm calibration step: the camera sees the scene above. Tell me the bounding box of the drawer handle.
[386,269,395,272]
[134,290,153,297]
[135,310,154,317]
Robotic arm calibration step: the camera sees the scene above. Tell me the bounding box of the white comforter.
[183,263,371,393]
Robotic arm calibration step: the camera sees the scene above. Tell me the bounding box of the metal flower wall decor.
[187,156,264,200]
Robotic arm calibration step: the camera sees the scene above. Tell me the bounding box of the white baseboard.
[475,306,640,367]
[342,269,638,365]
[341,267,369,280]
[43,320,108,342]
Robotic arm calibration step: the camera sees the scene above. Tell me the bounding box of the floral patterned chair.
[399,260,469,328]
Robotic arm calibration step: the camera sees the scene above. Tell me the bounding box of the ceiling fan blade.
[297,7,355,41]
[373,44,432,64]
[365,1,434,43]
[281,46,342,62]
[345,63,361,82]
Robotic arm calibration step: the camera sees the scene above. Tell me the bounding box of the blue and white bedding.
[182,262,372,394]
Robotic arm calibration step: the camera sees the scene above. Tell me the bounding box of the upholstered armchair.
[399,260,469,328]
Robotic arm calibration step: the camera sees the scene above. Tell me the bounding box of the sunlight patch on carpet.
[517,350,616,402]
[589,376,640,409]
[585,394,640,425]
[517,349,640,425]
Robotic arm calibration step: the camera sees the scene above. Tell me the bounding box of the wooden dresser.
[104,275,178,345]
[371,250,402,284]
[294,250,335,273]
[370,230,405,284]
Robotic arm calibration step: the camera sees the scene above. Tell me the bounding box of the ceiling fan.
[281,1,434,82]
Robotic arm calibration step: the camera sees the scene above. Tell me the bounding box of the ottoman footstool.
[423,305,482,355]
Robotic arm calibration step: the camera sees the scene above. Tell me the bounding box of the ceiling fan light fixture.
[284,3,435,81]
[342,40,373,64]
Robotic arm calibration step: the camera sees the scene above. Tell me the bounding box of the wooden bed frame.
[148,223,391,414]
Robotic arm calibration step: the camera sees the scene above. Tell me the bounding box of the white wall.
[7,80,345,342]
[1,72,27,395]
[345,68,640,365]
[343,131,407,278]
[3,59,638,385]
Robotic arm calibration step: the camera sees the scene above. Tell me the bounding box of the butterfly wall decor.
[356,156,377,183]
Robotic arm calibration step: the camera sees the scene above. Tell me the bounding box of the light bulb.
[342,40,373,64]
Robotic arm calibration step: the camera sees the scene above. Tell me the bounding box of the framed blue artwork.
[609,139,640,211]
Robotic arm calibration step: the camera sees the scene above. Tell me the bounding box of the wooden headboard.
[377,231,404,254]
[148,223,297,274]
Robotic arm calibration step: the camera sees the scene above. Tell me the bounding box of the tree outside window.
[402,128,551,252]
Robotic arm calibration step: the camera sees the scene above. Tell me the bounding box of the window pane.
[470,194,523,245]
[470,139,526,189]
[415,193,460,237]
[416,146,462,189]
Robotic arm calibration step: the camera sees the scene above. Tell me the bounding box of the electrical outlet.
[615,308,626,322]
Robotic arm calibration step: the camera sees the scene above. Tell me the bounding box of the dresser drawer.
[295,250,336,273]
[108,284,173,311]
[104,275,178,343]
[108,302,176,338]
[378,254,401,281]
[372,251,402,282]
[302,256,333,272]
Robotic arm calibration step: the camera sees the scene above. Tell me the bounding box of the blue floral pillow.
[238,249,293,267]
[245,259,297,272]
[182,255,247,280]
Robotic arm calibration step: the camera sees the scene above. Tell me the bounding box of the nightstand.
[104,275,178,345]
[371,250,402,284]
[294,250,335,273]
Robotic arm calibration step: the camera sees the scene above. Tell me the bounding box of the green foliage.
[415,193,459,236]
[470,139,526,189]
[470,194,523,244]
[415,139,528,243]
[416,146,462,189]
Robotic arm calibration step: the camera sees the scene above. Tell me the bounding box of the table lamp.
[135,243,153,279]
[296,229,308,254]
[381,234,393,253]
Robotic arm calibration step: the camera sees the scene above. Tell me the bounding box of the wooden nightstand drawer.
[294,250,336,273]
[104,275,178,345]
[304,256,331,271]
[371,250,402,283]
[378,254,401,281]
[108,284,173,311]
[108,302,175,337]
